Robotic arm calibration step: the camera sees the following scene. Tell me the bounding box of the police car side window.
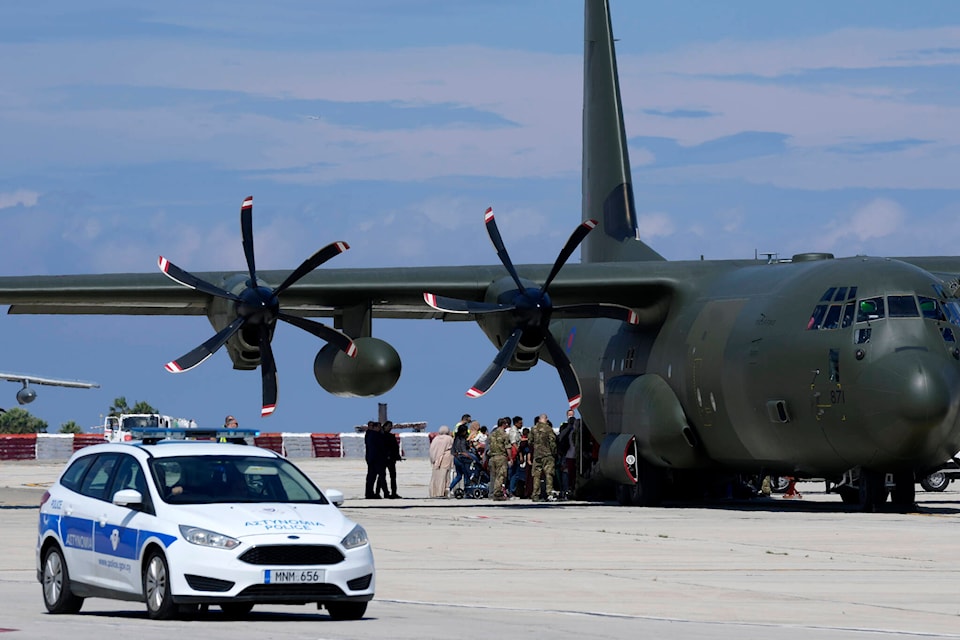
[107,454,154,514]
[61,455,96,492]
[78,453,120,501]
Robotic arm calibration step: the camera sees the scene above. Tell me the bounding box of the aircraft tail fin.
[581,0,664,264]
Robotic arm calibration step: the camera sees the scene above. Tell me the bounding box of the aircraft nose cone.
[898,356,951,425]
[857,350,956,460]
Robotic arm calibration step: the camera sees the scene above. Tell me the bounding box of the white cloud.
[0,189,39,209]
[637,212,675,239]
[823,197,906,249]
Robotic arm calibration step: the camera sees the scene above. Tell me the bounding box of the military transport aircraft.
[1,0,959,512]
[0,372,98,410]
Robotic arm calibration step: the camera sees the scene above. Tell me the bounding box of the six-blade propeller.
[424,207,640,409]
[159,196,357,417]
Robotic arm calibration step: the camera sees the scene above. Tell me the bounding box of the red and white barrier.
[1,432,431,461]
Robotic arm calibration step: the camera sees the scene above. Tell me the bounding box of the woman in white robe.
[429,425,454,497]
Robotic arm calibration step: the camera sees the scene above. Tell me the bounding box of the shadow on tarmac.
[73,608,365,622]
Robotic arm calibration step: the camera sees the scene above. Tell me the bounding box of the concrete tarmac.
[2,458,960,639]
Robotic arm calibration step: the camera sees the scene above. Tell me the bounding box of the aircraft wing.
[0,373,99,389]
[0,263,677,324]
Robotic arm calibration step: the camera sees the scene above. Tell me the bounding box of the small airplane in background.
[0,372,99,411]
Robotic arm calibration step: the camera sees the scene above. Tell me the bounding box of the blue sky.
[2,1,960,434]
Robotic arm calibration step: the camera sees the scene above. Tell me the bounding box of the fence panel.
[0,434,37,460]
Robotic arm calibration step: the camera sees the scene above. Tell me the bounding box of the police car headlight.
[341,524,368,550]
[179,525,240,550]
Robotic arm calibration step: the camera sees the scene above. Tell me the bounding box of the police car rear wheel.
[42,546,84,614]
[143,551,176,620]
[326,601,367,620]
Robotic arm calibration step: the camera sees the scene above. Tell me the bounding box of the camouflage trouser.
[489,455,508,497]
[531,456,555,499]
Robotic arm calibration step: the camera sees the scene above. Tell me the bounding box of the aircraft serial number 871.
[3,0,960,513]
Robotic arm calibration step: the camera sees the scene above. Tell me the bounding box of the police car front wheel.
[42,546,84,614]
[326,601,367,620]
[143,550,176,620]
[221,602,255,617]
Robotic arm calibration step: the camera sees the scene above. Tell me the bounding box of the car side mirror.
[325,489,344,507]
[113,489,143,507]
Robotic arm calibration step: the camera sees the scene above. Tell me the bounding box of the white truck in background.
[101,413,197,442]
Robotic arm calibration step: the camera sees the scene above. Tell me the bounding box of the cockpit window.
[856,297,885,322]
[808,286,860,331]
[918,296,946,321]
[944,301,960,326]
[841,303,856,328]
[887,295,919,318]
[807,305,828,330]
[822,305,842,329]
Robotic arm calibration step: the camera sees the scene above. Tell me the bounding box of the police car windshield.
[150,456,327,505]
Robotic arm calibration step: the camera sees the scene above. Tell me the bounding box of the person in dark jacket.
[448,423,474,493]
[364,421,386,499]
[382,421,402,498]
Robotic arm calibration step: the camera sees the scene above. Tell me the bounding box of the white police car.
[37,436,374,620]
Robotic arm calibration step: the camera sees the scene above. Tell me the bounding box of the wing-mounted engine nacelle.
[599,374,707,473]
[476,275,544,372]
[314,337,401,397]
[16,384,36,405]
[207,274,273,371]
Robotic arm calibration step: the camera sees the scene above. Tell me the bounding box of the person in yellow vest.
[220,415,246,444]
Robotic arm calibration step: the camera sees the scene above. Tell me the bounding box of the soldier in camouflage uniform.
[486,416,511,500]
[530,413,557,501]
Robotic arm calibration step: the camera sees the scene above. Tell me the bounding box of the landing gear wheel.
[920,471,949,492]
[221,602,255,617]
[615,471,664,507]
[143,550,176,620]
[838,486,859,505]
[42,545,84,614]
[890,471,917,512]
[858,469,889,513]
[326,601,368,620]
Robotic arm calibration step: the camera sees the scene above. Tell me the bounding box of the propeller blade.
[423,293,512,315]
[552,302,640,325]
[240,196,257,286]
[483,207,525,293]
[164,316,246,373]
[543,332,583,410]
[273,241,350,297]
[258,323,278,416]
[158,257,241,301]
[540,219,597,294]
[278,312,357,357]
[466,328,523,398]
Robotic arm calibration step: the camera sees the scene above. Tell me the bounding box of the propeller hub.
[511,288,552,327]
[238,285,280,324]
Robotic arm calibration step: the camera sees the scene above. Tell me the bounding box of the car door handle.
[99,515,108,527]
